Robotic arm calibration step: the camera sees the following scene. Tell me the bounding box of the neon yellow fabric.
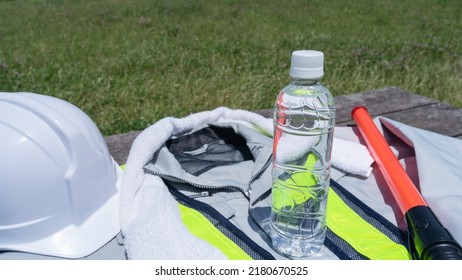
[272,153,318,209]
[178,204,253,260]
[326,188,411,260]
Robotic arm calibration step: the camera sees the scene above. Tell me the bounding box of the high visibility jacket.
[132,111,410,260]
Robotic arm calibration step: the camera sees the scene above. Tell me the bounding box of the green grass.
[1,0,461,135]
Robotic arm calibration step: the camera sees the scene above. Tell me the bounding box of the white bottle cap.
[289,50,324,80]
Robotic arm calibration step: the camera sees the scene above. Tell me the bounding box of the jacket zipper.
[247,156,272,196]
[144,158,272,198]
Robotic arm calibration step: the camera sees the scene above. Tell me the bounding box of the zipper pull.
[246,187,251,197]
[188,191,210,199]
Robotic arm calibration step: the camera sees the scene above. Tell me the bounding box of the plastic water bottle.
[269,50,335,258]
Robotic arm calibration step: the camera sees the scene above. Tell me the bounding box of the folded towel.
[274,133,320,164]
[332,137,374,177]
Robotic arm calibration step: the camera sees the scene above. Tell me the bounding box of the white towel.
[119,107,374,259]
[332,137,374,177]
[274,133,320,164]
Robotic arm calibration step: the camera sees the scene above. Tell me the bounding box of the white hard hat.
[0,92,121,258]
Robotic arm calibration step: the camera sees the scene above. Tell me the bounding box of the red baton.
[351,106,426,214]
[351,106,462,260]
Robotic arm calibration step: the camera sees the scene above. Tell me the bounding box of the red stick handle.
[351,106,427,215]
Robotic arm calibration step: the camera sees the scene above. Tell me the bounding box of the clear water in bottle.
[269,50,335,258]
